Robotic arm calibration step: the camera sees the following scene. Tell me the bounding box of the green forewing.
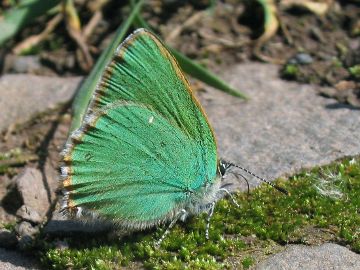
[67,29,217,225]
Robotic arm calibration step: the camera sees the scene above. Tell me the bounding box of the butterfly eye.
[219,159,231,177]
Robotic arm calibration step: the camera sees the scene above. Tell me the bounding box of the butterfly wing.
[62,29,218,228]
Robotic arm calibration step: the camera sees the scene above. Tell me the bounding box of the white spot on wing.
[148,116,154,124]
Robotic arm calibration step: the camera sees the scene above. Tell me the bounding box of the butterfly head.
[218,159,232,178]
[217,159,288,195]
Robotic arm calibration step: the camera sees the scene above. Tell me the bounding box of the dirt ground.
[2,1,359,101]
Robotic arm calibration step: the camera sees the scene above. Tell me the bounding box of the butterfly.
[61,28,286,244]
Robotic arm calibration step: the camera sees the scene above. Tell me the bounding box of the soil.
[1,1,359,101]
[0,106,71,224]
[148,1,360,106]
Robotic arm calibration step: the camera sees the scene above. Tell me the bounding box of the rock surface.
[0,74,81,132]
[16,205,42,224]
[255,243,360,270]
[199,63,360,189]
[15,168,50,219]
[15,221,40,250]
[15,222,39,239]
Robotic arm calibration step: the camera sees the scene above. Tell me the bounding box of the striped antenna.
[228,162,288,195]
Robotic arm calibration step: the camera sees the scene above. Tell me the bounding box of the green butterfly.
[61,28,285,243]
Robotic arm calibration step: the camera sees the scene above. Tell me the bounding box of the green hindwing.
[62,29,218,228]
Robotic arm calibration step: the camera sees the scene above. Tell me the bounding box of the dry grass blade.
[0,154,38,167]
[165,11,205,44]
[12,13,63,55]
[83,0,110,40]
[83,11,102,40]
[253,0,283,64]
[280,0,333,16]
[63,0,93,72]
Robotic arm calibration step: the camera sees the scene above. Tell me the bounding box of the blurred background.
[0,0,359,102]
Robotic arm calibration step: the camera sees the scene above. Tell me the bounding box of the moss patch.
[39,157,360,269]
[349,65,360,80]
[281,64,300,79]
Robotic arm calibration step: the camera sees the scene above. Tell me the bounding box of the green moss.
[1,222,16,231]
[0,148,22,174]
[282,64,299,79]
[349,65,360,80]
[39,157,360,269]
[42,246,124,270]
[241,256,254,269]
[0,148,22,160]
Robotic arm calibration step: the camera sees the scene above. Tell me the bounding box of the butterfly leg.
[219,188,239,207]
[205,202,216,240]
[155,209,186,247]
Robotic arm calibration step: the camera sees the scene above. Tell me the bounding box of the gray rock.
[0,229,18,248]
[199,63,360,189]
[15,222,39,238]
[289,53,313,65]
[15,222,39,250]
[0,74,81,132]
[0,248,39,270]
[16,205,42,224]
[15,168,49,220]
[3,55,47,75]
[255,243,360,270]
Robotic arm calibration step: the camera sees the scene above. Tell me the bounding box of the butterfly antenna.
[229,163,288,195]
[230,172,250,196]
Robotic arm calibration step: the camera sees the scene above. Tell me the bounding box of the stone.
[0,74,81,132]
[16,205,42,224]
[198,63,360,190]
[15,222,39,239]
[0,248,39,270]
[3,55,49,75]
[15,222,39,250]
[255,243,360,270]
[0,229,18,249]
[15,168,49,220]
[289,53,314,65]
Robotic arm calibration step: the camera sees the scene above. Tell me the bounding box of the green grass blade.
[0,0,60,47]
[130,1,248,100]
[170,49,248,99]
[70,0,145,132]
